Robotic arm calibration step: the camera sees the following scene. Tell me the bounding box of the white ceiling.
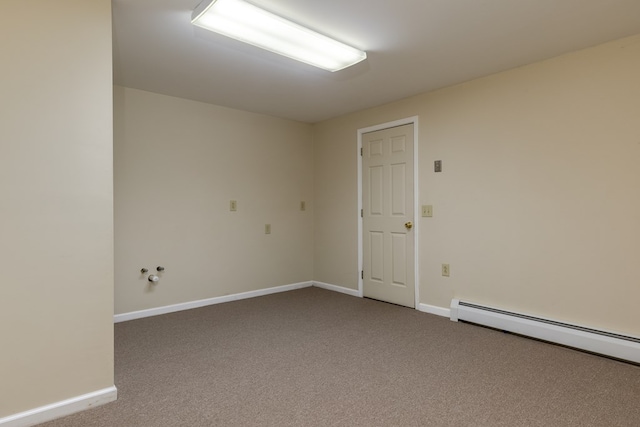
[112,0,640,123]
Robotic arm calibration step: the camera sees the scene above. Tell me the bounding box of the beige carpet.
[41,287,639,426]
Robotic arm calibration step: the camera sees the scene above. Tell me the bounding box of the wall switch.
[300,201,306,211]
[434,160,442,172]
[422,205,433,217]
[442,264,450,277]
[265,224,271,234]
[230,200,237,211]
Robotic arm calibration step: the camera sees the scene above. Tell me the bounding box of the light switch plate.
[422,205,433,217]
[230,200,237,211]
[300,201,306,211]
[265,224,271,234]
[442,264,450,277]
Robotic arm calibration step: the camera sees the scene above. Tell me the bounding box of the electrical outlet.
[265,224,271,234]
[422,205,433,217]
[300,201,306,211]
[442,264,450,277]
[230,200,237,211]
[434,160,442,172]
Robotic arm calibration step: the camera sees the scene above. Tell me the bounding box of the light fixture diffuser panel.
[192,0,367,72]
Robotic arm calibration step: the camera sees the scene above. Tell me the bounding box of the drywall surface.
[114,87,313,314]
[0,0,114,418]
[313,34,640,335]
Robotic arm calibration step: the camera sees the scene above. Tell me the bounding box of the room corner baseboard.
[114,281,314,323]
[418,303,451,318]
[313,281,361,297]
[0,386,117,427]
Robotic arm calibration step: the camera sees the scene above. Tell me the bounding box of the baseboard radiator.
[450,299,640,364]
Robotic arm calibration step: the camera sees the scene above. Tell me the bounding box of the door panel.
[391,232,407,286]
[369,166,384,215]
[391,163,406,215]
[362,124,415,308]
[370,231,384,282]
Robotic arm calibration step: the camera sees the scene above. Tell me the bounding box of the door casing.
[357,116,420,309]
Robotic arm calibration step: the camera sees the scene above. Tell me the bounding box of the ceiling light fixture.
[191,0,367,72]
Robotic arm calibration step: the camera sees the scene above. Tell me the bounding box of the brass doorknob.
[405,221,413,229]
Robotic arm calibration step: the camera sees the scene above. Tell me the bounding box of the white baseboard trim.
[313,281,361,297]
[114,281,313,323]
[418,303,451,318]
[0,386,117,427]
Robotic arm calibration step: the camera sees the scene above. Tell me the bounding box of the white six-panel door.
[362,124,415,307]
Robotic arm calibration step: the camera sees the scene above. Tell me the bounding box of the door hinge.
[361,208,363,218]
[360,147,363,156]
[361,270,364,279]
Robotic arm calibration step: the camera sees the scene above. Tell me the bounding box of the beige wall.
[0,0,114,418]
[114,87,313,314]
[313,34,640,336]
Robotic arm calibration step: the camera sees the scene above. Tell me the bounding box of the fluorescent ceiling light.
[191,0,367,72]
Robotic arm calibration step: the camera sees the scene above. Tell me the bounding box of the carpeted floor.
[41,287,639,426]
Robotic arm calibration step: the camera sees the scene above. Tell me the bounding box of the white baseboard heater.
[450,299,640,364]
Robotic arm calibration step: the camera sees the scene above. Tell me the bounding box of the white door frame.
[357,116,420,309]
